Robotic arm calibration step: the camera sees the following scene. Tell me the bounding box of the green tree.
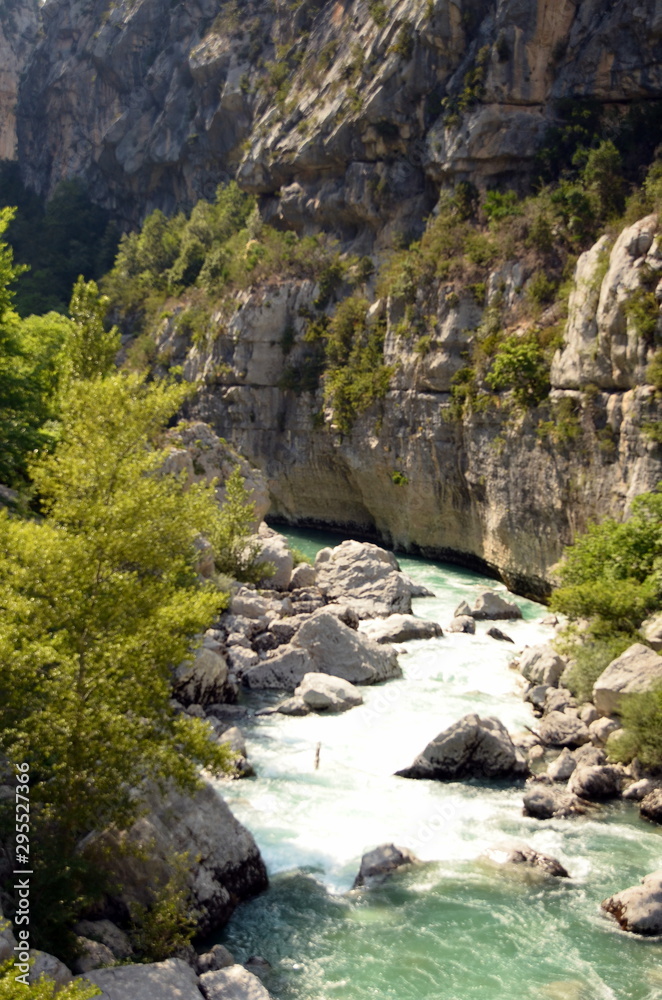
[211,465,268,584]
[609,683,662,767]
[485,334,551,407]
[0,373,232,949]
[65,276,120,381]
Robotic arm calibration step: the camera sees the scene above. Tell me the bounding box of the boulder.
[518,646,566,687]
[197,945,235,974]
[289,563,316,589]
[589,716,621,745]
[544,688,575,715]
[522,784,585,820]
[395,714,528,781]
[30,952,73,987]
[254,525,293,590]
[525,684,550,712]
[227,647,259,673]
[572,744,607,767]
[486,627,514,643]
[294,673,363,713]
[623,778,662,801]
[640,789,662,824]
[538,711,590,748]
[78,958,202,1000]
[87,780,268,936]
[353,844,420,888]
[593,643,662,716]
[483,842,569,877]
[453,601,472,617]
[200,965,273,999]
[568,764,623,800]
[579,703,599,725]
[642,613,662,652]
[218,727,254,778]
[173,647,233,707]
[293,610,402,684]
[242,648,313,691]
[546,748,576,782]
[74,920,132,960]
[602,870,662,935]
[72,938,116,974]
[462,590,522,621]
[322,604,360,630]
[230,589,273,620]
[314,540,412,617]
[447,615,476,634]
[359,614,443,644]
[267,620,298,644]
[275,696,310,716]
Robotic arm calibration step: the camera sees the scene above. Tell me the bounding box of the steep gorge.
[3,0,662,597]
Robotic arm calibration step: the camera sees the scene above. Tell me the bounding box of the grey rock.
[525,684,550,711]
[568,764,623,800]
[467,590,522,621]
[396,714,528,781]
[173,647,233,707]
[29,952,73,987]
[572,744,607,767]
[72,937,116,974]
[447,615,476,634]
[78,958,201,1000]
[453,601,473,618]
[580,703,600,725]
[197,945,235,974]
[483,842,569,877]
[230,589,272,620]
[243,648,313,691]
[623,778,662,801]
[602,870,662,935]
[518,646,566,687]
[546,748,577,782]
[642,613,662,652]
[314,540,412,617]
[321,603,360,630]
[589,716,622,745]
[227,646,259,673]
[544,688,575,715]
[200,965,273,999]
[538,711,590,748]
[640,789,662,824]
[276,696,311,716]
[218,727,254,779]
[486,626,514,643]
[522,784,585,820]
[353,843,420,888]
[289,563,316,589]
[255,524,293,590]
[294,610,402,684]
[359,613,442,644]
[267,620,298,644]
[0,903,17,964]
[593,643,662,716]
[243,956,272,977]
[74,920,132,960]
[294,672,363,713]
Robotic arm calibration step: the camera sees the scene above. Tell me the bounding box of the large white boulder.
[593,643,662,716]
[242,647,313,690]
[294,610,402,684]
[395,714,528,781]
[602,870,662,935]
[458,590,522,621]
[88,781,267,936]
[314,540,412,617]
[79,958,202,1000]
[295,673,363,713]
[200,964,273,999]
[254,524,293,589]
[173,646,231,707]
[518,646,566,687]
[359,614,443,644]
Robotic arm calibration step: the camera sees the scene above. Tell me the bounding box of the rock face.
[593,644,662,716]
[314,541,413,617]
[294,672,363,713]
[90,781,268,936]
[79,958,202,1000]
[353,844,420,889]
[0,0,38,160]
[602,870,662,935]
[396,714,528,781]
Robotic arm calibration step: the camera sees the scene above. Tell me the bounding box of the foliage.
[610,683,662,768]
[442,46,490,128]
[322,296,394,433]
[210,465,269,584]
[483,190,520,222]
[65,277,120,381]
[550,484,662,634]
[485,334,551,408]
[648,348,662,390]
[0,962,100,999]
[129,851,197,962]
[0,374,233,952]
[289,545,312,565]
[391,470,409,486]
[368,0,387,27]
[0,163,118,316]
[624,287,660,343]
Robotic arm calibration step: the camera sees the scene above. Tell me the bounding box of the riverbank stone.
[295,673,363,712]
[353,844,420,888]
[518,646,566,687]
[602,870,662,935]
[200,965,273,999]
[593,644,662,716]
[314,540,413,617]
[78,958,201,1000]
[359,614,442,643]
[395,714,528,781]
[483,842,569,877]
[538,711,590,748]
[293,610,402,684]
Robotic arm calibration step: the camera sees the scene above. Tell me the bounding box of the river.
[213,529,662,1000]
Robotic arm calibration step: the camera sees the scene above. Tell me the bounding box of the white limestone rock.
[295,672,363,713]
[593,643,662,716]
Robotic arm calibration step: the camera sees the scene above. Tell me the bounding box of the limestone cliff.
[0,0,38,161]
[12,0,662,235]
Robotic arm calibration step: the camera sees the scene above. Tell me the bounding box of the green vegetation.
[391,470,409,486]
[485,334,550,408]
[0,962,99,998]
[610,683,662,767]
[211,465,270,584]
[0,163,118,316]
[551,485,662,707]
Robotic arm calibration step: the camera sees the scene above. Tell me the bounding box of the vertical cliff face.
[12,0,662,232]
[0,0,38,161]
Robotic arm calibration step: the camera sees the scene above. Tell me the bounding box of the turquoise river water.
[213,529,662,1000]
